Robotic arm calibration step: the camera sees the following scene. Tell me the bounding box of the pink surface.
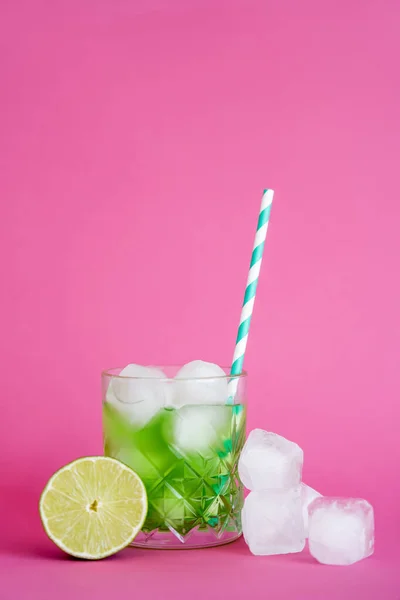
[1,0,400,597]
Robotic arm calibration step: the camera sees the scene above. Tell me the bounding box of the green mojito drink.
[102,362,247,549]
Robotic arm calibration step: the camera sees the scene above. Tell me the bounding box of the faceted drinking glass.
[102,365,247,549]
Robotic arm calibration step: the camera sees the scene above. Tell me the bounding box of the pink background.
[1,0,399,597]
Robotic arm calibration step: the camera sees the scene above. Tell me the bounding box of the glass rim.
[101,365,248,382]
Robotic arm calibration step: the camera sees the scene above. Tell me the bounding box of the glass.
[102,365,247,549]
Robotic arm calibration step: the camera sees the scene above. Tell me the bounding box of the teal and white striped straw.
[228,188,275,402]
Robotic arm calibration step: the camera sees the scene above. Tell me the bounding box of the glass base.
[131,528,242,550]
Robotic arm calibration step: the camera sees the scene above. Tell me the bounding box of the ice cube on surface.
[173,360,228,407]
[242,487,305,555]
[238,429,303,491]
[106,364,170,428]
[172,405,231,454]
[308,497,374,565]
[301,483,322,536]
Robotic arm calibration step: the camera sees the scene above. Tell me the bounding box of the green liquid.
[103,403,246,538]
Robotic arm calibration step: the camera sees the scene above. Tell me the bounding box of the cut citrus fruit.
[39,456,147,560]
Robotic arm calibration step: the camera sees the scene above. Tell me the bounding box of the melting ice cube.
[238,429,303,491]
[242,487,305,555]
[308,497,374,565]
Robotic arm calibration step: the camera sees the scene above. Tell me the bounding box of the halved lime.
[39,456,147,560]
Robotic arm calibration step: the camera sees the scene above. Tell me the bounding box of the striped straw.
[228,188,275,402]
